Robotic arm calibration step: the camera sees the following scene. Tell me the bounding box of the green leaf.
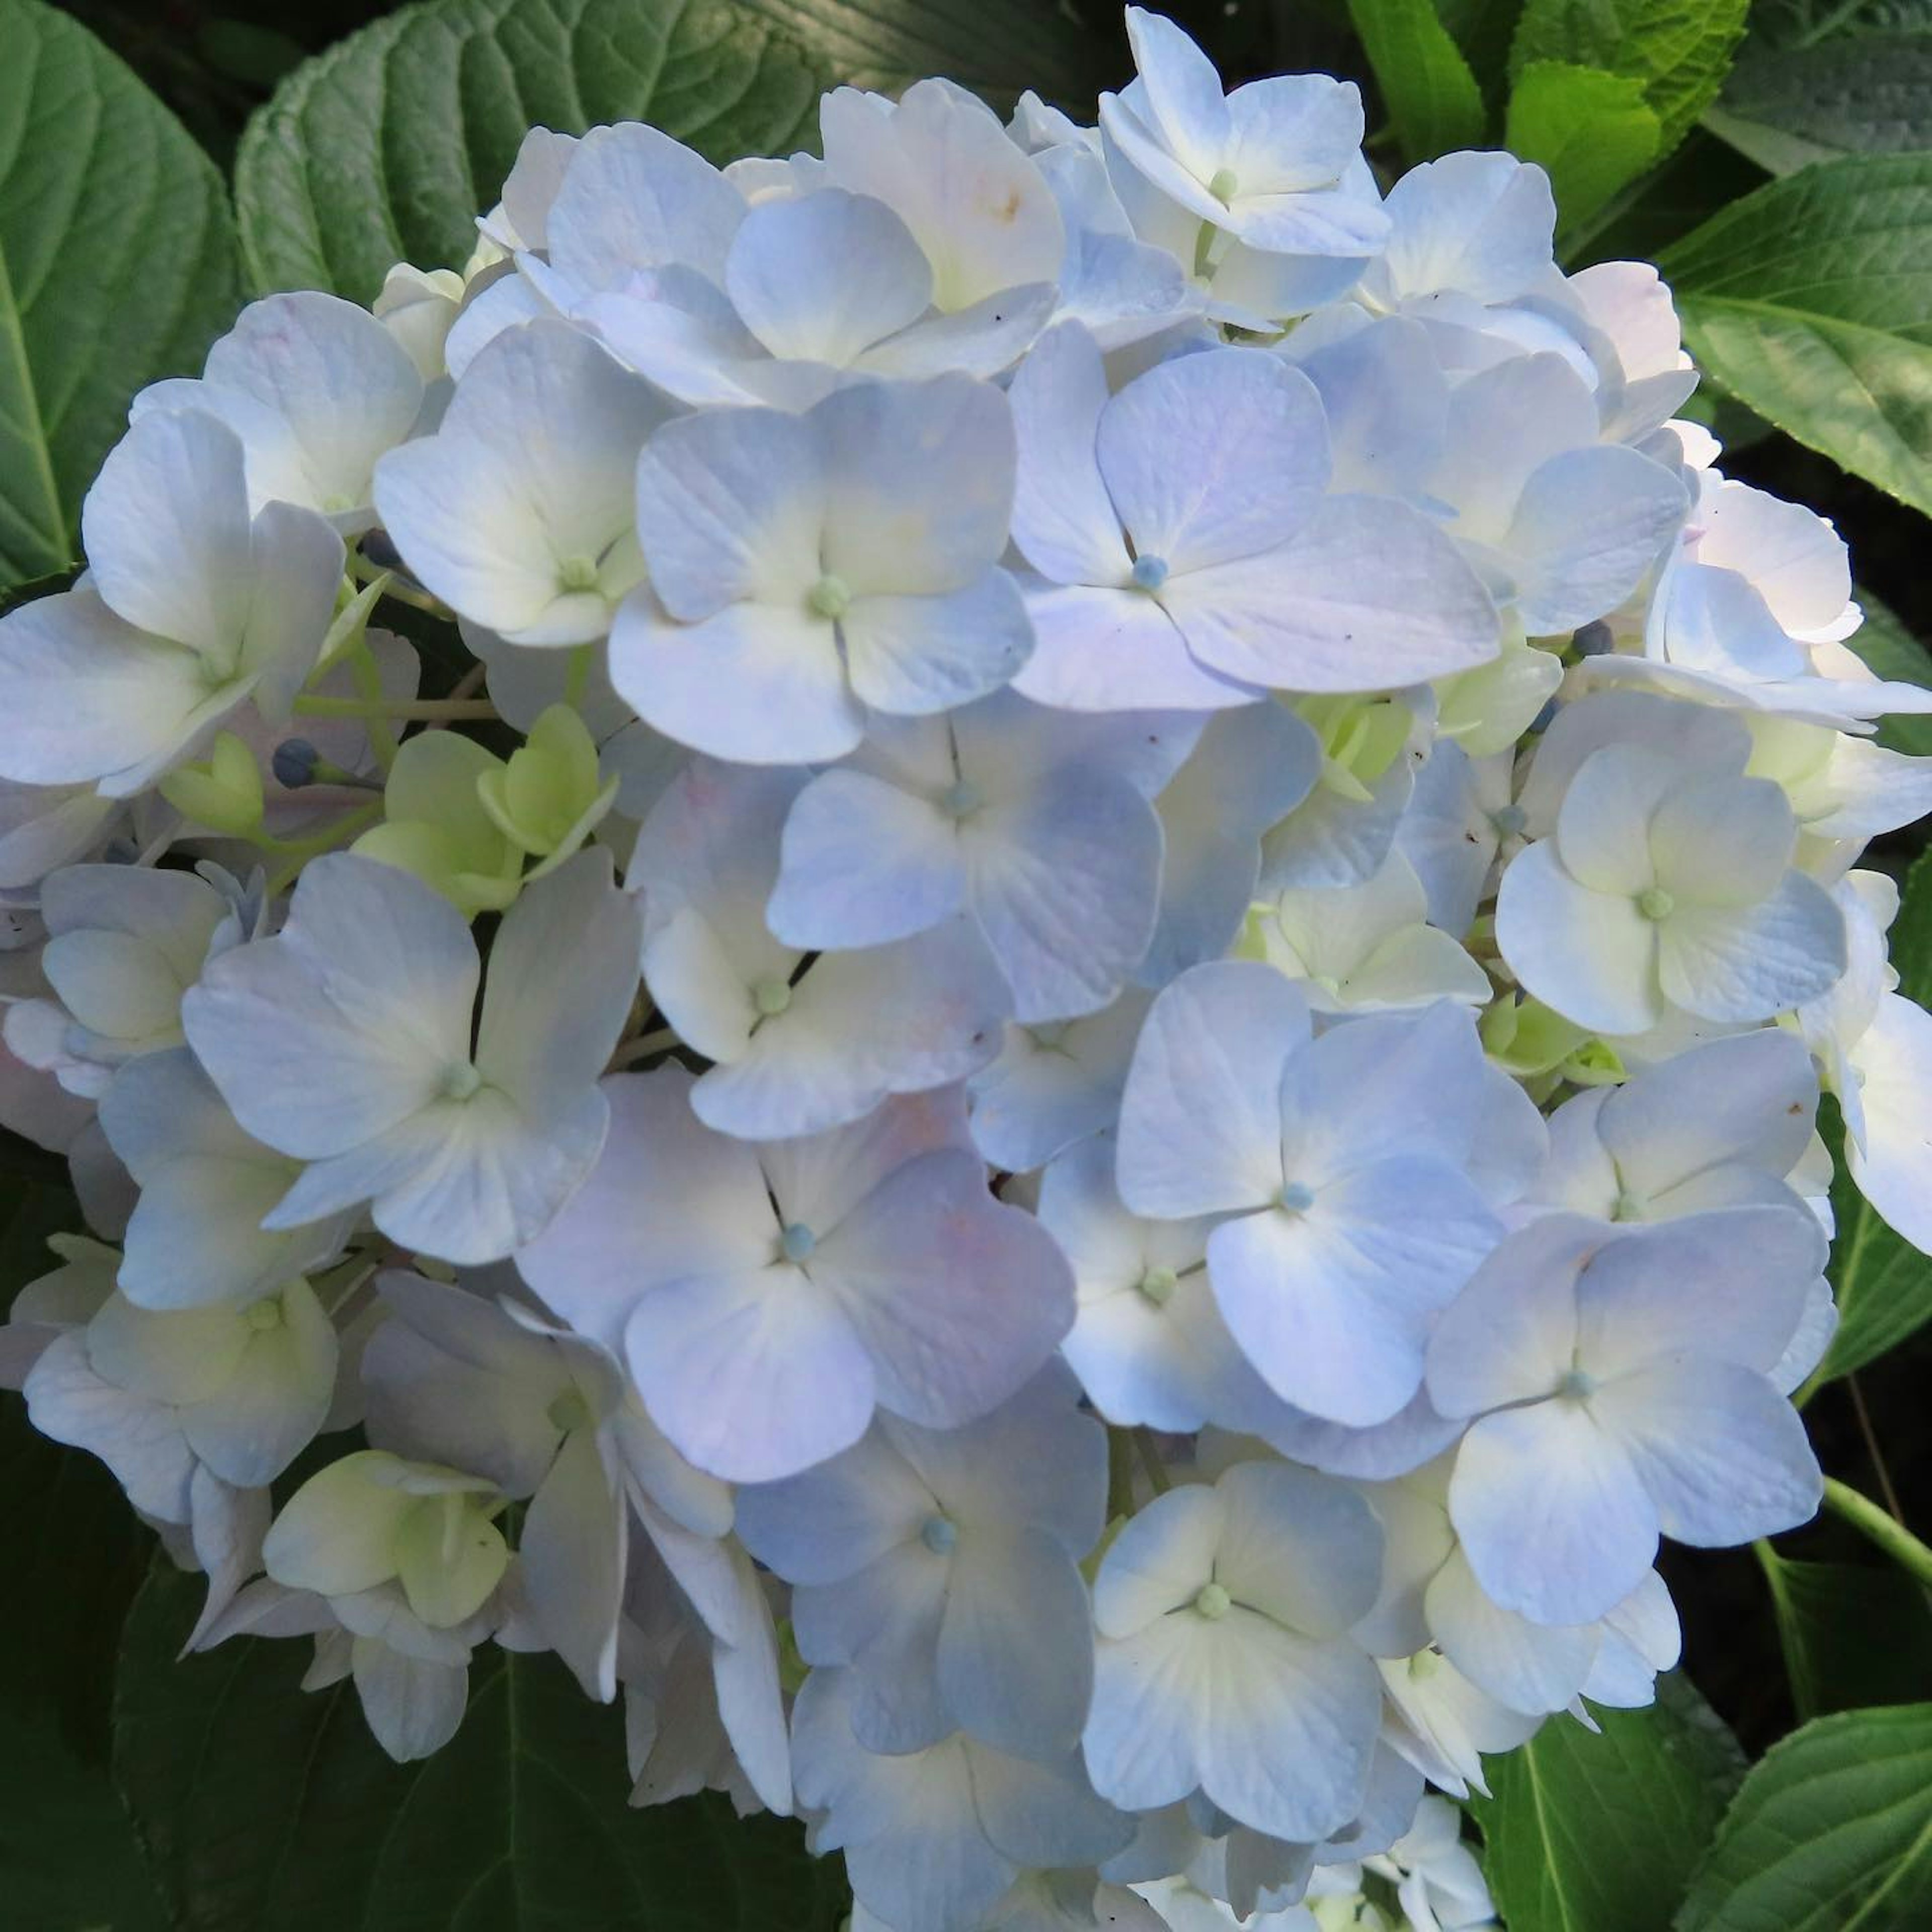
[1675,1703,1932,1931]
[235,0,822,304]
[1710,33,1932,175]
[1506,61,1663,226]
[113,1561,847,1931]
[233,0,1116,306]
[1510,0,1751,154]
[1748,0,1932,52]
[1806,847,1932,1389]
[1658,154,1932,518]
[1346,0,1487,163]
[736,0,1111,98]
[1844,586,1932,758]
[0,1140,165,1923]
[1758,1547,1932,1720]
[1469,1674,1746,1932]
[0,0,245,591]
[1436,0,1526,101]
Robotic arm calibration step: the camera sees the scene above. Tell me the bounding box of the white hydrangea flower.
[5,861,247,1098]
[631,756,1007,1138]
[1530,1027,1820,1224]
[25,1269,336,1509]
[0,410,342,796]
[518,1073,1074,1481]
[1116,963,1544,1425]
[97,1046,357,1309]
[821,79,1066,317]
[1101,9,1386,266]
[1041,1132,1275,1433]
[1427,1210,1824,1624]
[1084,1458,1385,1842]
[796,1665,1130,1932]
[1357,151,1558,330]
[1496,736,1846,1035]
[736,1365,1104,1758]
[1006,325,1499,709]
[1248,850,1491,1015]
[584,185,1056,407]
[374,319,665,645]
[134,291,426,532]
[1422,353,1688,638]
[183,849,641,1265]
[766,695,1191,1023]
[1379,1651,1540,1803]
[966,986,1153,1174]
[611,373,1030,763]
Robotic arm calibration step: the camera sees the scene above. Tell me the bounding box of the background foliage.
[4,0,1932,1924]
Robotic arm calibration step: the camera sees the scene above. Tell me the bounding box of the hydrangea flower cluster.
[4,9,1929,1930]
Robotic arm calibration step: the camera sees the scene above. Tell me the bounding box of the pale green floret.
[807,573,852,620]
[1637,887,1675,922]
[1208,166,1240,204]
[1193,1581,1232,1621]
[477,704,615,863]
[921,1515,958,1555]
[1138,1265,1179,1307]
[1490,803,1527,838]
[441,1061,484,1101]
[753,976,793,1018]
[1298,695,1411,805]
[546,1386,593,1435]
[1277,1181,1316,1214]
[556,552,601,594]
[1130,553,1170,592]
[247,1296,284,1334]
[780,1222,817,1265]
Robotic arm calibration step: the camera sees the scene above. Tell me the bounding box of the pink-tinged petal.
[625,1263,875,1482]
[815,1149,1074,1429]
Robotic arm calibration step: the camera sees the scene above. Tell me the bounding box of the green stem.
[1820,1477,1932,1590]
[1191,218,1219,285]
[293,695,499,723]
[1134,1427,1173,1497]
[348,551,449,615]
[1106,1426,1137,1522]
[264,800,384,895]
[608,1025,679,1070]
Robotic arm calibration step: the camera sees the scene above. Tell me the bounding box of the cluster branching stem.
[1820,1477,1932,1591]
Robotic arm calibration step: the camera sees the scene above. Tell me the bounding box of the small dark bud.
[272,738,323,789]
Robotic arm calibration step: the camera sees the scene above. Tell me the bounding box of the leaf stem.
[1820,1477,1932,1590]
